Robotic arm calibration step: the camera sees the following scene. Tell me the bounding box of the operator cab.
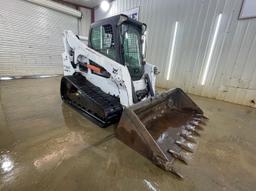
[88,14,147,81]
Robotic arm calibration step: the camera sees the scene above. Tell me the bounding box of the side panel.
[144,63,157,93]
[62,30,134,106]
[62,52,76,76]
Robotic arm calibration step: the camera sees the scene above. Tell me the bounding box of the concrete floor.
[0,77,256,191]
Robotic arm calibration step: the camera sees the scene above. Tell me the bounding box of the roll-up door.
[0,0,79,76]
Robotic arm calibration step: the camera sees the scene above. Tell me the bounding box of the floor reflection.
[0,154,14,173]
[33,132,87,171]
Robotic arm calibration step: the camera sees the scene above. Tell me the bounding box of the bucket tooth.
[168,166,184,179]
[194,113,208,120]
[190,120,199,126]
[168,149,188,164]
[175,140,195,153]
[185,125,201,136]
[195,125,204,131]
[190,129,201,137]
[181,129,193,137]
[192,117,207,125]
[180,133,197,143]
[192,117,202,122]
[190,120,205,130]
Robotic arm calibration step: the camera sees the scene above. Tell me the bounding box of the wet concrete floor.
[0,77,256,191]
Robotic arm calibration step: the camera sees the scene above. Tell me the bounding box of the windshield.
[122,23,144,81]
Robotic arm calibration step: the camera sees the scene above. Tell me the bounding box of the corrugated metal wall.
[79,7,91,37]
[0,0,78,76]
[95,0,256,108]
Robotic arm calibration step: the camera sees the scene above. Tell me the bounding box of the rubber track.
[61,74,123,127]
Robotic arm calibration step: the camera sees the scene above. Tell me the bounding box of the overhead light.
[201,13,222,86]
[166,21,179,81]
[100,1,110,12]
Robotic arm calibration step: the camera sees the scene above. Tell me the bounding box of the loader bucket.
[115,88,208,178]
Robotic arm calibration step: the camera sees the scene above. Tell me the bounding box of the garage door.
[0,0,78,76]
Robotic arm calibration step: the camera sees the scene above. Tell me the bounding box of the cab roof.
[90,14,146,31]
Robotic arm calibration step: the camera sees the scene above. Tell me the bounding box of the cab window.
[122,24,144,80]
[90,24,116,60]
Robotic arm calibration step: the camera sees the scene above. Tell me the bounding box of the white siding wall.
[0,0,78,76]
[95,0,256,108]
[79,7,91,37]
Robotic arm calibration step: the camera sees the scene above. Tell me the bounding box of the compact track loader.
[60,14,208,178]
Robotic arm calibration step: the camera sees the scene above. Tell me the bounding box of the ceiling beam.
[53,0,94,10]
